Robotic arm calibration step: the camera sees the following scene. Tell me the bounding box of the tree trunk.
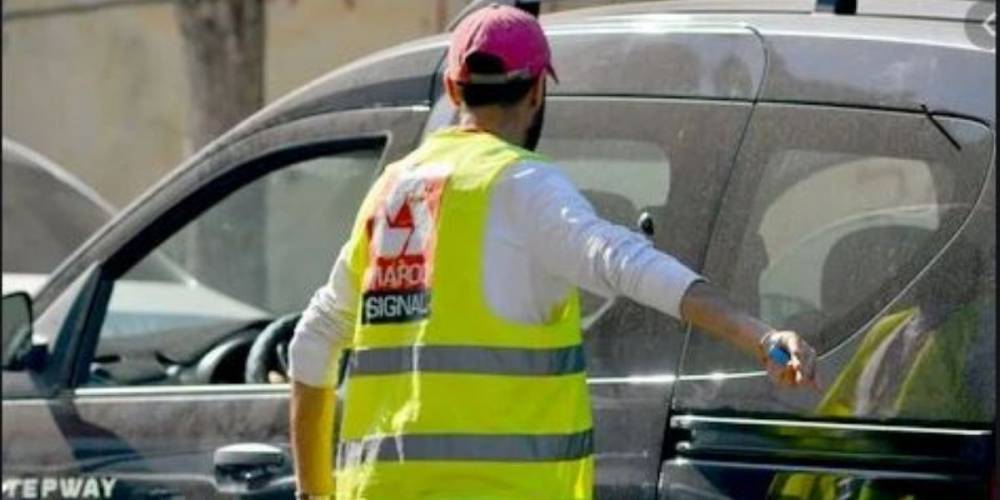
[176,0,265,150]
[174,0,268,310]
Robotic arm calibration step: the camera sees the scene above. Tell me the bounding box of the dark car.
[2,1,995,498]
[2,138,116,295]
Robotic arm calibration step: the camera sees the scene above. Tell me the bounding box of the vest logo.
[362,164,450,324]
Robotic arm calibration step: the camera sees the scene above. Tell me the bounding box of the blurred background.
[2,0,631,210]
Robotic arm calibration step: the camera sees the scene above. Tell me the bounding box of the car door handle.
[213,443,289,493]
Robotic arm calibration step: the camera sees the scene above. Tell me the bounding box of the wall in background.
[3,0,187,208]
[2,0,624,208]
[2,0,469,207]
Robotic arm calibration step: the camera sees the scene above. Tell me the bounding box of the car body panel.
[3,387,287,499]
[544,22,765,100]
[547,2,996,125]
[757,18,995,125]
[249,37,447,132]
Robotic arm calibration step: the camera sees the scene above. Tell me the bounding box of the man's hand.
[759,330,819,389]
[680,281,819,390]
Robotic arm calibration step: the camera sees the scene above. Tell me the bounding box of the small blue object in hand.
[767,343,791,366]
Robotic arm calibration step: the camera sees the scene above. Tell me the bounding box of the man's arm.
[290,381,337,496]
[509,161,816,386]
[288,245,357,497]
[680,280,771,362]
[680,280,817,386]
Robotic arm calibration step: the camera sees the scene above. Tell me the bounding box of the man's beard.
[523,101,546,151]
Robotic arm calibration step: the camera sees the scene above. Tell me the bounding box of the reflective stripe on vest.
[336,128,593,499]
[348,344,586,376]
[337,429,594,464]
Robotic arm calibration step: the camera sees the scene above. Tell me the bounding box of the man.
[289,5,817,499]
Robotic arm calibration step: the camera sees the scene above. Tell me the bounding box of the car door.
[422,18,767,498]
[541,21,768,500]
[1,105,428,499]
[537,97,750,500]
[662,104,995,499]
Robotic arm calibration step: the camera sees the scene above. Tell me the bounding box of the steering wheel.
[245,312,301,384]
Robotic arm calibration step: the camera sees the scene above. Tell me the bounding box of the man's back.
[328,128,594,498]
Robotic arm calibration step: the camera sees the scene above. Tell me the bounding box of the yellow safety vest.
[335,127,594,499]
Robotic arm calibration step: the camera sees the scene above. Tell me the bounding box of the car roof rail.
[816,0,857,15]
[447,1,990,27]
[819,0,993,23]
[447,0,541,32]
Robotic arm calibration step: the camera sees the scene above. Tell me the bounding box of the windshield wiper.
[921,104,962,151]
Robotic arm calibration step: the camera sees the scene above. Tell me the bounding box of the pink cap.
[446,4,558,85]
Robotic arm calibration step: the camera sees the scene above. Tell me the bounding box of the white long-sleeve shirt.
[288,160,703,388]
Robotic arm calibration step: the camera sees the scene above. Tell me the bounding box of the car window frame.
[68,137,389,393]
[12,106,430,397]
[4,104,429,400]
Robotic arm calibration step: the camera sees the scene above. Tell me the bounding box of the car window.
[683,105,993,375]
[537,100,673,327]
[540,137,670,228]
[536,126,670,323]
[84,147,382,387]
[534,97,752,379]
[753,152,945,347]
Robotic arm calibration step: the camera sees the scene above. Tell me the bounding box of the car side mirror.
[2,292,45,371]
